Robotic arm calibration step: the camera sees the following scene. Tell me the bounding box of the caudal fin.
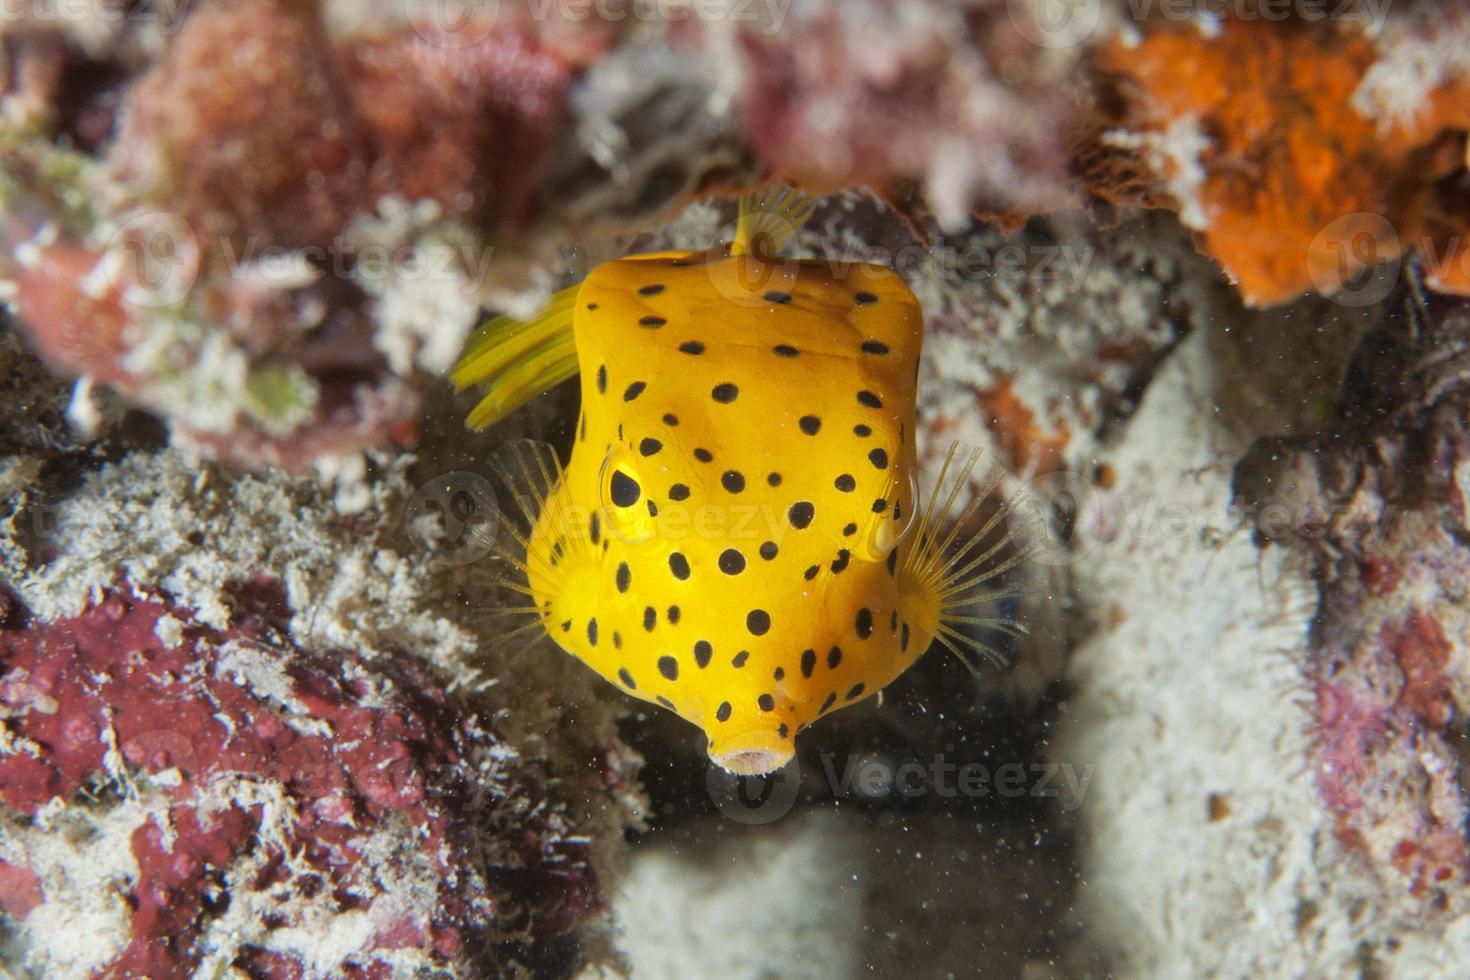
[451,285,582,430]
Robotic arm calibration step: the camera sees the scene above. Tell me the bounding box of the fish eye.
[598,448,657,545]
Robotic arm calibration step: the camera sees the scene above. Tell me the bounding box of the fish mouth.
[707,730,795,776]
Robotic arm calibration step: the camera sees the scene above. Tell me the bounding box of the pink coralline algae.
[339,16,577,232]
[1238,291,1470,912]
[0,586,597,975]
[734,0,1082,228]
[106,0,369,252]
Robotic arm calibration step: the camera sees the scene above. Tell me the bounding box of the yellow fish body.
[455,189,1021,775]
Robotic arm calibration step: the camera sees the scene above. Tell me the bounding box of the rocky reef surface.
[3,0,1470,976]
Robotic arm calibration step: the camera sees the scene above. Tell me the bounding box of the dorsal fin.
[731,184,816,259]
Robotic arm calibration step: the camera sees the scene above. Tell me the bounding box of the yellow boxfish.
[453,188,1026,775]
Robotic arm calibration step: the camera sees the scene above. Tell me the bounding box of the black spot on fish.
[854,291,877,305]
[869,447,889,470]
[719,549,746,575]
[721,470,745,493]
[711,382,739,403]
[861,339,889,355]
[659,656,679,680]
[669,483,691,501]
[758,693,775,711]
[773,344,799,357]
[800,649,816,678]
[799,415,821,436]
[669,552,691,580]
[827,646,842,669]
[830,549,850,573]
[587,619,598,646]
[596,365,607,393]
[887,549,898,576]
[668,605,681,625]
[767,472,782,487]
[619,668,636,689]
[855,608,874,639]
[679,341,705,355]
[834,474,855,493]
[640,438,662,457]
[788,501,815,529]
[694,448,713,463]
[901,622,911,651]
[854,424,871,437]
[663,412,679,426]
[778,723,789,739]
[590,512,601,544]
[842,523,857,537]
[694,640,712,668]
[644,607,657,631]
[774,666,785,681]
[746,609,771,635]
[819,692,836,713]
[857,390,883,409]
[759,541,778,560]
[846,683,866,700]
[624,381,646,401]
[872,498,888,513]
[716,701,732,722]
[647,500,659,518]
[639,284,665,296]
[657,696,675,710]
[732,651,749,668]
[616,562,631,593]
[639,315,666,327]
[804,564,820,581]
[763,291,792,304]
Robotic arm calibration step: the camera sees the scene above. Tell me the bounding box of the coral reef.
[1236,289,1470,915]
[4,0,1470,976]
[0,379,641,974]
[1089,8,1470,307]
[0,588,592,976]
[733,0,1085,228]
[2,0,588,477]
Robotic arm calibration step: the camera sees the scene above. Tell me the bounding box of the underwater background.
[2,0,1469,976]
